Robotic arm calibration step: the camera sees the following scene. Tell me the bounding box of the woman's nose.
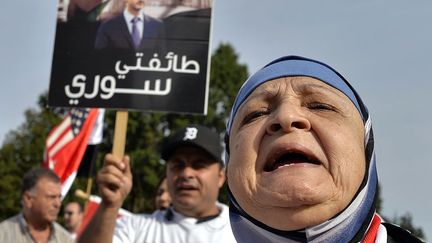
[266,102,311,134]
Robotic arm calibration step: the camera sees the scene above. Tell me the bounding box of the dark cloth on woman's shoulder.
[384,222,425,243]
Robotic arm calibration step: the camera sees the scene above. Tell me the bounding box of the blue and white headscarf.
[225,56,378,242]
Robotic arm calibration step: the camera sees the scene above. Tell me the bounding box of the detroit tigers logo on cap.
[183,127,198,141]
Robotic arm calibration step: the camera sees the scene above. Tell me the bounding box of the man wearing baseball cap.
[79,125,235,243]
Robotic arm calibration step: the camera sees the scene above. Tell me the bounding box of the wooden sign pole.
[112,110,129,158]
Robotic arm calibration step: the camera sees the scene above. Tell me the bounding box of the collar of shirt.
[164,203,229,228]
[18,212,55,241]
[123,9,144,39]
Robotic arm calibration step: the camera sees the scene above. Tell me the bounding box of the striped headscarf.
[225,56,378,242]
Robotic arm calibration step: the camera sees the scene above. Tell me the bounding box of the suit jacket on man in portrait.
[95,12,165,52]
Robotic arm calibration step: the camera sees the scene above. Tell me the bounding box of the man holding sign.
[79,125,235,243]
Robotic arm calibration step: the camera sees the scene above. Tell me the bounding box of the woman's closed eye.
[242,108,272,125]
[307,102,338,112]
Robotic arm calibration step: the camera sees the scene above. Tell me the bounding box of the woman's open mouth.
[264,149,321,172]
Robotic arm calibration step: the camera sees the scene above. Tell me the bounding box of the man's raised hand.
[97,154,133,209]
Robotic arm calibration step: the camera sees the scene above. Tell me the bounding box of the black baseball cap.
[161,125,223,164]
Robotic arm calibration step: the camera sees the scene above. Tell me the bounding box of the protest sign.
[49,0,213,114]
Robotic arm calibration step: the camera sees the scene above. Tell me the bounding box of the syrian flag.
[76,195,132,239]
[43,108,105,198]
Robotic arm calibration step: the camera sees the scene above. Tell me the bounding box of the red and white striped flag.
[42,108,105,198]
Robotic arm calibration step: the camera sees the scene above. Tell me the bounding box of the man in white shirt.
[79,125,236,243]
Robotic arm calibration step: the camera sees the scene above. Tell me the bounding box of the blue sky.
[1,0,431,239]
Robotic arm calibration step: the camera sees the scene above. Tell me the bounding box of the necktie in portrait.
[131,17,141,49]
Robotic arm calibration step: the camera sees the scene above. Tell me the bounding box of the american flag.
[43,108,104,198]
